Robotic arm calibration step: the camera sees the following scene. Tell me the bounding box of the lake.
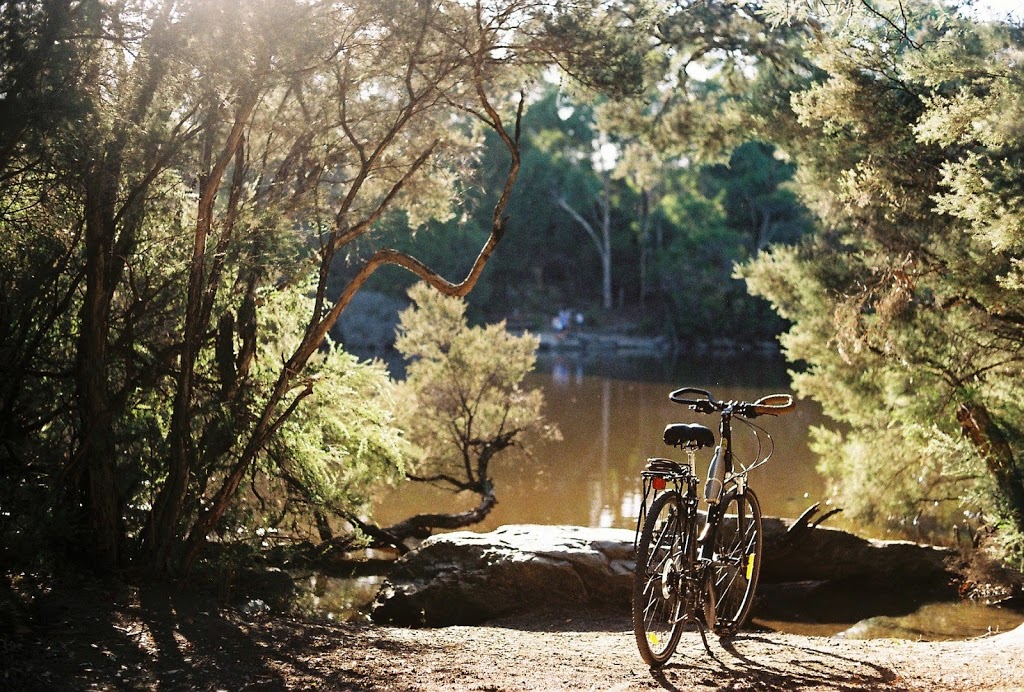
[374,351,831,531]
[360,351,1024,639]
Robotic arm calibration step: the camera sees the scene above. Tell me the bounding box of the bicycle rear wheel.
[709,488,763,636]
[632,490,689,666]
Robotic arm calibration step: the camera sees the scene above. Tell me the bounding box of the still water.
[366,352,1023,639]
[374,352,829,530]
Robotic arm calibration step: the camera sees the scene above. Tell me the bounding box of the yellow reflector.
[746,553,755,580]
[647,633,660,645]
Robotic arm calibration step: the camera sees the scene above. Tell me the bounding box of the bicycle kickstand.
[694,617,714,655]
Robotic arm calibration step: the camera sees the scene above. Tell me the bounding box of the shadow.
[649,666,682,691]
[136,585,188,677]
[756,580,932,629]
[646,633,901,691]
[3,567,459,691]
[0,574,138,690]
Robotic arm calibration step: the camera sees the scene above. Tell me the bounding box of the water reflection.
[290,572,384,623]
[835,601,1024,640]
[374,353,829,530]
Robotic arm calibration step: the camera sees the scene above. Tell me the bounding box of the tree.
[372,283,557,548]
[0,0,649,575]
[701,141,809,253]
[588,0,814,327]
[743,0,1024,561]
[172,0,535,573]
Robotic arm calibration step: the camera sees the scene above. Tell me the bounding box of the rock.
[371,525,634,626]
[371,521,967,626]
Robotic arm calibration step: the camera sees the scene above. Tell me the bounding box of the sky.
[962,0,1023,20]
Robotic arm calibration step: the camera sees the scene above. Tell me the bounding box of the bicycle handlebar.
[668,387,713,406]
[668,387,795,418]
[750,393,796,416]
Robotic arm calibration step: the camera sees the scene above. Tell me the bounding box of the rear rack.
[634,456,693,551]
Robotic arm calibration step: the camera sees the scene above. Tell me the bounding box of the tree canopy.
[743,0,1024,562]
[5,0,1023,579]
[0,0,645,574]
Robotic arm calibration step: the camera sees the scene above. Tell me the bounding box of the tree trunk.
[637,189,652,307]
[74,166,123,570]
[957,402,1024,538]
[65,0,177,572]
[556,179,613,311]
[145,95,255,573]
[382,484,498,545]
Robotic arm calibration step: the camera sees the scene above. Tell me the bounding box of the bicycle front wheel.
[709,488,763,636]
[632,490,689,667]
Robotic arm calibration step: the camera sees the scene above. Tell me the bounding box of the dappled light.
[2,0,1024,687]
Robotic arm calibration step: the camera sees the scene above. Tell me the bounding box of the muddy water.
[365,353,1024,639]
[374,352,830,530]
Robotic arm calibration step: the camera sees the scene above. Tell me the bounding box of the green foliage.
[253,286,407,538]
[361,83,810,342]
[2,0,632,572]
[743,0,1024,561]
[541,0,653,99]
[394,283,556,484]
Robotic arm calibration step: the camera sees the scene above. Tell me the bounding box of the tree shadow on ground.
[1,577,432,690]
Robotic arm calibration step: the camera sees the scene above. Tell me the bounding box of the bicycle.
[632,386,795,667]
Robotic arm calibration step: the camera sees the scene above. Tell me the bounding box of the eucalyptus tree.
[742,0,1024,560]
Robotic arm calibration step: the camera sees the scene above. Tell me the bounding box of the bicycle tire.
[632,490,689,666]
[708,488,763,636]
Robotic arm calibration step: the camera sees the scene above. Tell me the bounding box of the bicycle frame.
[634,388,791,662]
[634,457,716,636]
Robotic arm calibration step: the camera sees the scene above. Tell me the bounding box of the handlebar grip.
[750,394,796,416]
[669,387,714,406]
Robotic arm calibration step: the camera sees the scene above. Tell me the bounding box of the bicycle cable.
[733,414,775,475]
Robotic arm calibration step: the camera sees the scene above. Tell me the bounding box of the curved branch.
[406,471,476,492]
[380,485,498,546]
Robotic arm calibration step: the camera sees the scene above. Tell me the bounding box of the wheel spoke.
[709,490,763,636]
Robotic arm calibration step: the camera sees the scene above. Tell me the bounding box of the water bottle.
[705,446,725,504]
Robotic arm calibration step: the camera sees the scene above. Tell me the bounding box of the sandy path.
[7,591,1024,691]
[296,610,1024,691]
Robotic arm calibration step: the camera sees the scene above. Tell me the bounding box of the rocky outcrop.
[370,525,634,626]
[370,520,972,626]
[759,516,957,594]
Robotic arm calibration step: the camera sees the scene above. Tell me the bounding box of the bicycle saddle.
[663,423,715,449]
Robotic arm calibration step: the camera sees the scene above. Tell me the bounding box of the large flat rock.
[371,521,963,626]
[371,525,634,626]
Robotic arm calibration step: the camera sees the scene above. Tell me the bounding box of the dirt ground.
[3,581,1024,691]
